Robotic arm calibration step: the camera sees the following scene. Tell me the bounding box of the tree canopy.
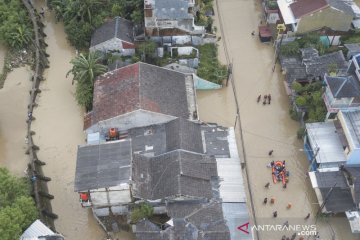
[67,51,107,110]
[0,168,38,240]
[0,1,33,49]
[48,0,144,49]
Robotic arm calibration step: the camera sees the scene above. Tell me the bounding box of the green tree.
[0,168,38,240]
[137,40,157,63]
[67,52,107,109]
[280,41,300,56]
[131,203,154,223]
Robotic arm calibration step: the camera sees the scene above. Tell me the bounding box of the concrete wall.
[86,110,177,134]
[297,7,352,33]
[90,184,131,207]
[90,38,135,56]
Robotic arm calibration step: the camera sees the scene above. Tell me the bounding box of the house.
[132,150,218,201]
[20,220,64,240]
[279,47,348,94]
[90,17,140,55]
[309,167,357,213]
[134,201,231,240]
[323,54,360,119]
[304,110,360,170]
[84,62,198,133]
[277,0,354,33]
[74,140,132,209]
[345,44,360,60]
[144,0,205,36]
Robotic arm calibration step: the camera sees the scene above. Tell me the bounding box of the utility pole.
[272,24,286,72]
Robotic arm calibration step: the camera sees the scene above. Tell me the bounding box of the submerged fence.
[22,0,57,231]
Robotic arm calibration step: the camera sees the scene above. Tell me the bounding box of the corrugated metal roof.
[306,121,347,164]
[216,128,246,202]
[342,110,360,149]
[20,220,57,239]
[222,203,252,240]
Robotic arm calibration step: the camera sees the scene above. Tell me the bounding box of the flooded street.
[198,0,358,239]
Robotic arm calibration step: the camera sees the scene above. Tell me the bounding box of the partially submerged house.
[277,0,354,33]
[90,17,142,55]
[144,0,205,36]
[84,62,198,133]
[280,47,348,94]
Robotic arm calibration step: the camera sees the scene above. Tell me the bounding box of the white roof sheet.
[216,128,246,202]
[346,211,360,233]
[222,203,252,240]
[306,121,347,164]
[20,220,54,239]
[352,19,360,29]
[277,0,296,24]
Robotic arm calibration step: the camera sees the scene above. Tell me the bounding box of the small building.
[277,0,354,33]
[90,17,139,56]
[20,220,64,240]
[144,0,205,36]
[84,62,198,133]
[309,170,356,213]
[280,47,348,96]
[323,54,360,119]
[305,110,360,170]
[345,44,360,60]
[132,150,218,201]
[258,25,272,42]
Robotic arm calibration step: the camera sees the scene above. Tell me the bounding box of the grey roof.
[154,0,193,20]
[315,171,356,212]
[325,74,360,98]
[90,17,134,47]
[280,48,348,83]
[279,55,308,83]
[201,125,230,157]
[319,187,355,212]
[345,44,360,54]
[346,166,360,204]
[305,50,348,79]
[328,0,356,17]
[134,201,230,240]
[129,118,204,156]
[74,140,132,191]
[342,110,360,148]
[315,171,349,188]
[301,47,319,61]
[132,150,217,200]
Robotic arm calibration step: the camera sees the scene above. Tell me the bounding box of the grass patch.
[197,44,227,84]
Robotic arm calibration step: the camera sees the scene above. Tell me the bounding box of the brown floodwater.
[197,0,360,239]
[0,66,32,175]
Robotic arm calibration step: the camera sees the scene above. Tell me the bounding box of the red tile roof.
[85,62,192,129]
[290,0,328,19]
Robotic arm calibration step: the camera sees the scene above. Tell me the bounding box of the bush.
[295,96,307,107]
[280,41,300,56]
[131,203,154,223]
[197,44,227,84]
[297,127,306,139]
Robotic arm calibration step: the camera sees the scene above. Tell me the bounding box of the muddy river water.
[0,0,359,239]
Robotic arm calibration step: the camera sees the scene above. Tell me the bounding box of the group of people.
[257,94,271,105]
